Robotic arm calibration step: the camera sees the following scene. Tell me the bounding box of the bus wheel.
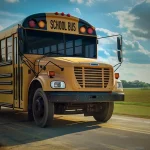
[93,102,114,122]
[32,88,54,128]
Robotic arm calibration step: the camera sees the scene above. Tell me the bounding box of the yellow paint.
[0,13,122,113]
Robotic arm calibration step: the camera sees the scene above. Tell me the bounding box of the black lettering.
[65,22,67,30]
[53,20,56,29]
[58,21,60,30]
[56,20,59,29]
[50,20,54,29]
[71,23,73,31]
[51,20,76,31]
[68,22,70,31]
[73,23,76,31]
[62,21,65,30]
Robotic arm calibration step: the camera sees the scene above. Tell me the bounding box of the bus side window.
[7,37,12,61]
[0,39,6,62]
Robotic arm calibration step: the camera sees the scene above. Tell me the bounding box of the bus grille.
[74,67,111,88]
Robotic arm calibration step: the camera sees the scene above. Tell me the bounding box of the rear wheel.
[93,102,114,122]
[32,88,54,128]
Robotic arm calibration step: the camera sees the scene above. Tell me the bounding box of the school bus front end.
[0,12,124,128]
[26,55,124,127]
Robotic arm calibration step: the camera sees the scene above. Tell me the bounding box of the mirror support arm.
[97,34,122,39]
[114,62,122,72]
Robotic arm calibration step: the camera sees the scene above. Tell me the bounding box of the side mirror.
[117,50,123,62]
[117,36,122,50]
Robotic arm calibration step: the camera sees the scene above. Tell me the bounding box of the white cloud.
[96,28,118,36]
[110,1,150,40]
[0,25,3,31]
[86,0,95,6]
[5,0,19,3]
[0,11,25,30]
[74,8,81,15]
[112,11,139,29]
[96,28,119,48]
[146,0,150,3]
[70,0,106,6]
[118,63,150,83]
[70,0,84,4]
[0,11,25,18]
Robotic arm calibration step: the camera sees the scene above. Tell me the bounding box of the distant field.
[123,89,150,103]
[114,89,150,118]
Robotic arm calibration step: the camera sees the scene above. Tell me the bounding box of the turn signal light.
[48,71,55,78]
[80,26,86,33]
[38,21,45,28]
[115,73,119,79]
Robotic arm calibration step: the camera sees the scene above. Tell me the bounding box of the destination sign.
[50,20,77,32]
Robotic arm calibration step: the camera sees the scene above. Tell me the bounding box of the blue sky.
[0,0,150,83]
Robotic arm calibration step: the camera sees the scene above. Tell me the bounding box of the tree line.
[121,80,150,88]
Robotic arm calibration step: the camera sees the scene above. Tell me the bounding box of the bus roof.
[0,12,96,38]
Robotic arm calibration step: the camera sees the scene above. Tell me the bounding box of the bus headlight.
[117,81,123,89]
[51,81,66,89]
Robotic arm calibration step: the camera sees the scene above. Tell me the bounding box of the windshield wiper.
[35,52,65,78]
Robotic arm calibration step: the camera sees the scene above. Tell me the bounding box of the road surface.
[0,108,150,150]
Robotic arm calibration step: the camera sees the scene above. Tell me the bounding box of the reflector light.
[87,28,93,34]
[28,20,36,28]
[55,12,59,15]
[38,21,45,28]
[48,71,55,78]
[61,12,65,16]
[80,26,86,33]
[67,13,71,17]
[115,73,119,79]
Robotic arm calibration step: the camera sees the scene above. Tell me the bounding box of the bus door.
[0,37,13,107]
[13,33,23,109]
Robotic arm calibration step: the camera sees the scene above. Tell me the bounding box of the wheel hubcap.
[35,97,44,118]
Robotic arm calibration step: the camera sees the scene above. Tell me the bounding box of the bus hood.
[38,57,112,67]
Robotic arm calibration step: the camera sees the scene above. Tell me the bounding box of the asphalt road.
[0,108,150,150]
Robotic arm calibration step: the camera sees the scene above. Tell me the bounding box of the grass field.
[114,89,150,118]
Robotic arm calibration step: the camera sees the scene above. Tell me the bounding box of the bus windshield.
[24,30,97,58]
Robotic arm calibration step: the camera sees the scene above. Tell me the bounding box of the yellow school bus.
[0,12,124,127]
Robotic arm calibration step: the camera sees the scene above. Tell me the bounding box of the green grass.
[114,104,150,119]
[113,89,150,118]
[123,89,150,103]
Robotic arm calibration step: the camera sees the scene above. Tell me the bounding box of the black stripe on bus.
[0,61,12,67]
[0,90,13,94]
[0,81,12,85]
[0,73,12,78]
[0,102,13,108]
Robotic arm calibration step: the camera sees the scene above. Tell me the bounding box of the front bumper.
[45,91,124,103]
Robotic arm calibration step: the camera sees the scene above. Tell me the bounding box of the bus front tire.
[93,102,114,122]
[32,88,54,128]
